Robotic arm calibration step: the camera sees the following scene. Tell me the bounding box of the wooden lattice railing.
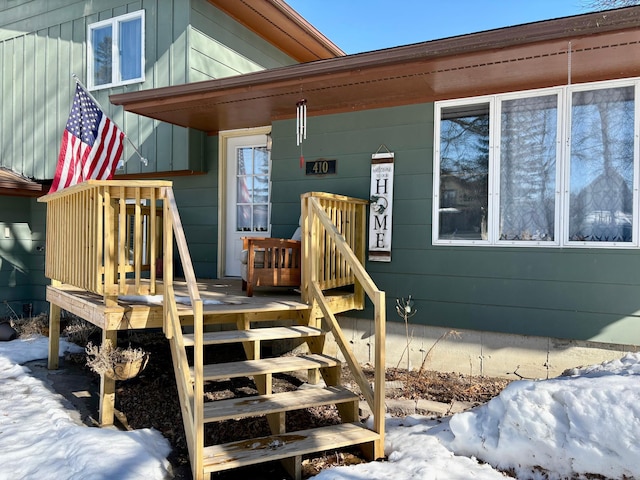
[301,191,386,460]
[38,180,169,300]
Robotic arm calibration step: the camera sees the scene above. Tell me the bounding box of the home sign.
[368,151,394,262]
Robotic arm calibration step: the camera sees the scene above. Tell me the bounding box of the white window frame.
[433,78,640,249]
[87,10,145,91]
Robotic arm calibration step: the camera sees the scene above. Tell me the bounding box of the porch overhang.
[0,168,44,197]
[111,7,640,135]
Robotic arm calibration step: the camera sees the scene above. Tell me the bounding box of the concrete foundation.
[325,316,639,380]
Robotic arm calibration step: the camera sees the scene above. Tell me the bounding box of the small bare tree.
[582,0,640,10]
[395,296,417,370]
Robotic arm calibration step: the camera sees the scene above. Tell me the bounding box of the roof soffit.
[111,7,640,133]
[207,0,344,62]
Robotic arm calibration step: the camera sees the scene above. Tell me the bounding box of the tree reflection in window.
[439,104,489,240]
[569,87,634,242]
[500,95,558,241]
[92,27,112,87]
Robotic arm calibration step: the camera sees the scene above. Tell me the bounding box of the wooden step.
[193,354,341,382]
[182,325,323,347]
[203,386,358,423]
[202,422,379,473]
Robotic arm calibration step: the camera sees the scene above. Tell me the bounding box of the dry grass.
[10,314,49,337]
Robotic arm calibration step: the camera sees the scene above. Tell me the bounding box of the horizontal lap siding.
[270,103,640,345]
[188,0,296,82]
[0,197,43,314]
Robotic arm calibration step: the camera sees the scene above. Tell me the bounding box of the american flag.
[49,83,125,193]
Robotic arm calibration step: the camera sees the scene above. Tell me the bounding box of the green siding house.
[0,0,341,315]
[113,5,640,376]
[3,0,640,376]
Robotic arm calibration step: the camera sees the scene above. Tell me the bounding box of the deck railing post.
[373,290,386,458]
[303,192,386,459]
[103,187,118,306]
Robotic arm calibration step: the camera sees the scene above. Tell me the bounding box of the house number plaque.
[305,158,336,176]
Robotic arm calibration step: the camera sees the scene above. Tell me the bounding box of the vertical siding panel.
[0,41,5,169]
[22,34,35,177]
[171,0,188,170]
[155,0,173,172]
[33,30,47,179]
[12,36,23,174]
[71,18,85,81]
[44,25,60,180]
[138,0,157,173]
[58,20,73,176]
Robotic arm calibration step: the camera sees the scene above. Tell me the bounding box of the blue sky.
[286,1,589,54]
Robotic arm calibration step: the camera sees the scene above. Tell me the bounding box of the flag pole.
[71,74,148,167]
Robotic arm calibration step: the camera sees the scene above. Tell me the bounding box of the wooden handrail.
[162,187,204,476]
[302,192,386,460]
[309,197,378,298]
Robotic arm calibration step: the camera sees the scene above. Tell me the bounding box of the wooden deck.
[40,183,386,479]
[46,278,309,331]
[46,278,312,426]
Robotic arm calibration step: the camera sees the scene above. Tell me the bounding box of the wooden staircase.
[179,323,377,478]
[39,182,386,480]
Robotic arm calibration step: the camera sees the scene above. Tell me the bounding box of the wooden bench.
[241,237,301,296]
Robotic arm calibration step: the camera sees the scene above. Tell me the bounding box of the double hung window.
[433,79,638,248]
[88,10,145,90]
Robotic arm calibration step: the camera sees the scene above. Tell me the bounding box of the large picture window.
[88,11,145,90]
[434,80,638,248]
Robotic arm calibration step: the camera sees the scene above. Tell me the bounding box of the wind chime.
[296,99,307,168]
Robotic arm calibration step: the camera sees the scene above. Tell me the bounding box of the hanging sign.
[368,151,394,262]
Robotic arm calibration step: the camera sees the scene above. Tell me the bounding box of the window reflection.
[235,144,270,232]
[438,104,489,240]
[569,87,634,242]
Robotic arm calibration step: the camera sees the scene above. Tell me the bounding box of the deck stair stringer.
[176,321,380,479]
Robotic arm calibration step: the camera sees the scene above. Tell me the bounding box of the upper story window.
[87,10,145,90]
[433,79,638,248]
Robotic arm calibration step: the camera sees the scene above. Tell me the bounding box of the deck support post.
[281,455,302,480]
[99,328,117,426]
[48,302,61,370]
[48,280,62,370]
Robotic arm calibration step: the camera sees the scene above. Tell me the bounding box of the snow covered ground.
[1,334,638,480]
[315,353,640,480]
[0,336,172,480]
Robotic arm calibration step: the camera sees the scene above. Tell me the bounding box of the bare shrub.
[10,314,49,338]
[63,317,97,347]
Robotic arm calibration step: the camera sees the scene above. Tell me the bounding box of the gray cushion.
[240,249,264,267]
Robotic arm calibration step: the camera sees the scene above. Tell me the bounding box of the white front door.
[224,134,271,277]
